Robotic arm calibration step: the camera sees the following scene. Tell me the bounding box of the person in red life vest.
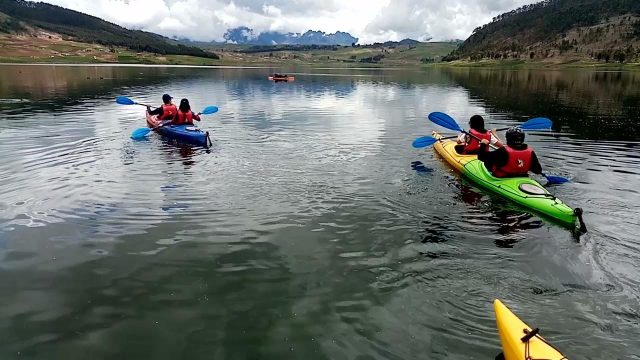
[172,98,201,125]
[478,127,543,178]
[455,115,503,154]
[147,94,177,120]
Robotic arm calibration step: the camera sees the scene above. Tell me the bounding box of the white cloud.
[365,0,536,42]
[36,0,538,43]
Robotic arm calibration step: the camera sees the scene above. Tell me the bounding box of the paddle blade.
[543,173,569,185]
[428,112,463,132]
[116,96,136,105]
[131,127,152,139]
[412,136,439,148]
[520,117,552,130]
[200,106,219,115]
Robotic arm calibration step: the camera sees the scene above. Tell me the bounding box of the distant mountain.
[396,38,423,45]
[0,0,218,59]
[448,0,640,62]
[223,26,358,45]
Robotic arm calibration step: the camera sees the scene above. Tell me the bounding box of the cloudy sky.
[38,0,538,43]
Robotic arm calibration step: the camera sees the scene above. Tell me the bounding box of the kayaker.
[455,115,503,154]
[147,94,177,120]
[172,98,201,125]
[478,127,542,178]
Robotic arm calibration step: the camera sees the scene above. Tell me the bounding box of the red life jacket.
[174,110,194,125]
[492,145,533,178]
[159,104,177,120]
[463,129,492,154]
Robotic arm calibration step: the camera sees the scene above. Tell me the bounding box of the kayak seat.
[519,183,549,195]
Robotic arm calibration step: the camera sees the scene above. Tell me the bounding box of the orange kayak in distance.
[268,75,295,81]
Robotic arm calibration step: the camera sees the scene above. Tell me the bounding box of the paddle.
[412,134,463,148]
[116,96,150,107]
[541,173,569,185]
[130,106,219,140]
[428,112,552,133]
[412,116,551,149]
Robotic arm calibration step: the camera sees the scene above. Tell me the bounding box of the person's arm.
[490,129,503,148]
[478,142,507,169]
[530,150,542,174]
[193,113,201,122]
[148,106,163,116]
[456,133,466,144]
[477,142,493,164]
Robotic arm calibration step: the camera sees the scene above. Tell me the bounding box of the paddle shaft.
[133,102,152,107]
[462,130,499,150]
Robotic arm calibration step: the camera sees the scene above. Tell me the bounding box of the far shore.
[2,33,638,71]
[1,57,639,71]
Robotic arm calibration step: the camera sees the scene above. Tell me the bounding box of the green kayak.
[432,132,585,230]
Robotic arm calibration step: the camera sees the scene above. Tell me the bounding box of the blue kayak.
[146,112,210,148]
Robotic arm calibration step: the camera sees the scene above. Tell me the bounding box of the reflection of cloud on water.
[218,79,388,163]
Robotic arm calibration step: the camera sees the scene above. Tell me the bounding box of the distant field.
[213,42,459,66]
[0,33,458,67]
[2,34,639,70]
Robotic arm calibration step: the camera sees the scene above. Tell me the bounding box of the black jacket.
[148,106,164,117]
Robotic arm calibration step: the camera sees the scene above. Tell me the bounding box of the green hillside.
[447,0,640,63]
[0,0,218,59]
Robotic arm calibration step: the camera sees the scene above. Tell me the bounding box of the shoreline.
[1,58,639,71]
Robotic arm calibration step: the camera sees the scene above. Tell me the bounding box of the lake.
[0,64,639,359]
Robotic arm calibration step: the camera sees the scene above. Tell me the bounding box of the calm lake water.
[0,64,639,359]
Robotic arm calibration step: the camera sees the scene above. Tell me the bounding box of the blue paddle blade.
[131,127,152,139]
[543,173,569,185]
[520,117,552,130]
[412,136,439,148]
[201,106,219,115]
[428,112,463,132]
[116,96,136,105]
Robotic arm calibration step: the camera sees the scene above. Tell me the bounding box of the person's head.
[179,98,191,112]
[162,94,172,104]
[506,127,525,147]
[469,115,486,132]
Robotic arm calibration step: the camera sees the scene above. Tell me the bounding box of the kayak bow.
[494,299,567,360]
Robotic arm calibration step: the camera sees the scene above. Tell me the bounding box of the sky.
[36,0,538,43]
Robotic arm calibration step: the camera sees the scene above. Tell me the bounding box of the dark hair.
[179,98,191,112]
[469,115,487,133]
[162,94,172,104]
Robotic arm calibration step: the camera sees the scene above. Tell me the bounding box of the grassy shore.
[0,34,457,67]
[436,59,640,70]
[2,33,639,70]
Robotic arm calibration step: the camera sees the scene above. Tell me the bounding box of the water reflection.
[0,65,638,359]
[443,68,640,140]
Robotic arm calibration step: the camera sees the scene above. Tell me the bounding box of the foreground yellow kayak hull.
[494,299,567,360]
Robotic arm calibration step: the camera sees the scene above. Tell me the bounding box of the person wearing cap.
[147,94,177,121]
[477,127,542,178]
